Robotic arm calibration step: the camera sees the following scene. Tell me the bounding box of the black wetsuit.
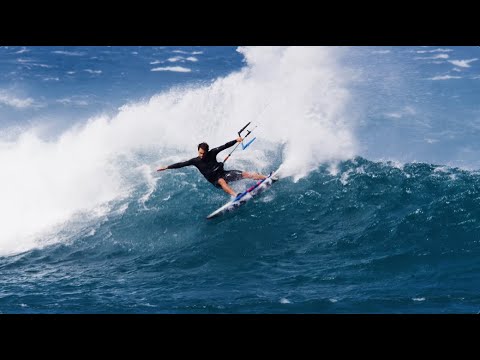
[166,140,244,188]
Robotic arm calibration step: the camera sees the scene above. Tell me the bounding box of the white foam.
[84,69,102,74]
[0,46,356,256]
[0,91,35,109]
[151,66,191,73]
[428,75,462,80]
[137,164,158,208]
[52,50,85,56]
[235,47,356,180]
[448,58,478,68]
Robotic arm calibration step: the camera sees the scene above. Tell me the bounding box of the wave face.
[2,158,480,313]
[0,46,355,256]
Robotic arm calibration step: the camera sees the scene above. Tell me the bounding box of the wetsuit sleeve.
[210,140,237,156]
[167,158,196,169]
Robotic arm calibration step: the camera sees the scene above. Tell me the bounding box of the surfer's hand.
[236,137,243,143]
[157,166,167,172]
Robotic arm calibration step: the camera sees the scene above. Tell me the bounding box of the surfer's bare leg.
[242,172,267,180]
[217,178,237,196]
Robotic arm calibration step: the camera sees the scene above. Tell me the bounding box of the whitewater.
[1,46,479,313]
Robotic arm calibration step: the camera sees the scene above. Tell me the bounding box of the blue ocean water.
[1,46,480,313]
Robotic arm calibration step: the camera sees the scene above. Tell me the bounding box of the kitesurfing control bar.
[223,122,257,163]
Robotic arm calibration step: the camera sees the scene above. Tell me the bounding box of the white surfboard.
[206,170,279,219]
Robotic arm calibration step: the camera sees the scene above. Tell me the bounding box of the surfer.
[157,137,267,197]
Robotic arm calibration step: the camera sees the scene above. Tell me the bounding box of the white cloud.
[84,69,102,74]
[448,58,478,68]
[151,66,191,73]
[186,56,198,62]
[150,60,162,64]
[428,75,462,80]
[372,50,391,54]
[0,92,35,108]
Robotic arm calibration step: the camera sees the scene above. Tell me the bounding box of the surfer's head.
[198,142,209,159]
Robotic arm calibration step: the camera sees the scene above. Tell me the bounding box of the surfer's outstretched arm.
[157,158,196,172]
[210,137,243,156]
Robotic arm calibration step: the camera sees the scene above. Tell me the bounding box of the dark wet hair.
[198,142,209,152]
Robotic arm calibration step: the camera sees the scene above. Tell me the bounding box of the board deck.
[206,170,279,219]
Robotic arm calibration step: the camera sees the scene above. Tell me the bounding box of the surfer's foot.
[233,192,244,199]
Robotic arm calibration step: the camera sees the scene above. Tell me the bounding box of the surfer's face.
[198,148,206,159]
